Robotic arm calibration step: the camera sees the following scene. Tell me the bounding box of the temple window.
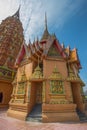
[50,80,64,94]
[0,92,3,103]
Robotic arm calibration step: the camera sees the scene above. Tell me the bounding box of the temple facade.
[0,9,24,108]
[7,16,85,122]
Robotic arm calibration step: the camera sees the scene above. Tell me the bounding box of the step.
[29,115,42,118]
[26,117,42,122]
[76,109,87,122]
[80,120,87,123]
[27,104,42,122]
[80,118,87,121]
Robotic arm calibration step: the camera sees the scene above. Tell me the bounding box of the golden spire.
[45,12,47,31]
[41,12,50,41]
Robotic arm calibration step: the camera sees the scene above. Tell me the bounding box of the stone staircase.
[26,104,42,122]
[76,109,87,122]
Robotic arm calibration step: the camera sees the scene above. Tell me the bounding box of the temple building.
[0,9,24,108]
[7,15,85,122]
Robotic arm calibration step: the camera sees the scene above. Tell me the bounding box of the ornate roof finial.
[12,5,21,19]
[53,33,56,38]
[33,37,35,44]
[41,12,50,41]
[45,12,47,30]
[37,36,39,42]
[61,42,65,49]
[67,45,70,50]
[29,39,31,44]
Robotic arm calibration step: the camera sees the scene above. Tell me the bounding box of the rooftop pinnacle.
[12,6,20,19]
[41,13,50,41]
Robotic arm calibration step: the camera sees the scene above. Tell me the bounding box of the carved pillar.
[42,81,46,103]
[25,82,31,103]
[24,82,27,103]
[13,81,18,100]
[11,84,15,96]
[65,81,73,103]
[69,83,73,103]
[10,79,17,103]
[15,82,18,95]
[10,84,15,103]
[12,84,16,99]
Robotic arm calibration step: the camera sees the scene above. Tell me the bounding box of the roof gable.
[44,36,67,59]
[47,43,62,58]
[15,42,29,65]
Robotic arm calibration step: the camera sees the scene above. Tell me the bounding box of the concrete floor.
[0,109,87,130]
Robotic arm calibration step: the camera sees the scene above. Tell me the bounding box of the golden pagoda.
[0,8,24,108]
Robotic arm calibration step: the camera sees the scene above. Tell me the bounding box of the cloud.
[0,0,20,22]
[0,0,84,43]
[20,0,83,43]
[0,0,86,89]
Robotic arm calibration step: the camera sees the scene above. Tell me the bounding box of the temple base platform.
[42,104,79,122]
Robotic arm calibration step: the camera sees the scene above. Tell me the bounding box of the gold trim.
[48,66,64,80]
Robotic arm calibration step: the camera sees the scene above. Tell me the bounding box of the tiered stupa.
[0,8,24,108]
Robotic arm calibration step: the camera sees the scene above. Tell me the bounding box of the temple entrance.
[30,82,43,105]
[71,83,84,111]
[36,83,42,104]
[27,82,43,122]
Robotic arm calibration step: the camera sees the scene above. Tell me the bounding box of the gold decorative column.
[10,76,18,103]
[25,82,31,103]
[42,81,46,103]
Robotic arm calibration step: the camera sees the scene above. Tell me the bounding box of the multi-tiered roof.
[16,14,81,71]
